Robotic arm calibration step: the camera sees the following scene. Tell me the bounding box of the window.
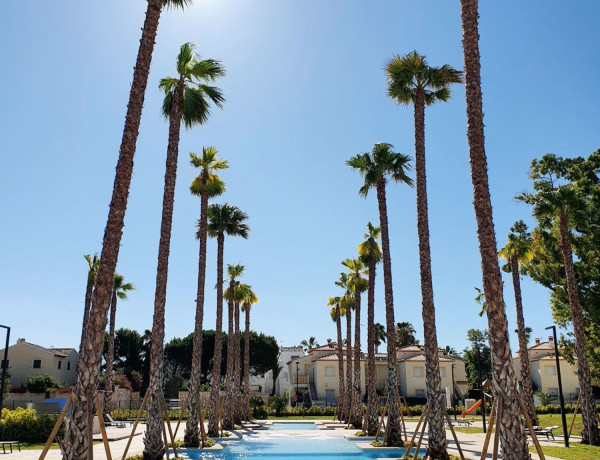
[439,367,446,378]
[57,361,62,369]
[413,367,424,377]
[548,388,558,396]
[545,366,556,376]
[1,360,8,369]
[415,389,426,398]
[325,367,334,377]
[67,361,71,370]
[33,359,42,369]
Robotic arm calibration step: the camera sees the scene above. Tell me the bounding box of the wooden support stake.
[162,419,170,460]
[162,395,178,458]
[443,408,465,460]
[479,398,496,460]
[121,391,149,460]
[397,396,408,440]
[492,397,503,460]
[412,407,429,460]
[403,404,428,460]
[40,393,74,460]
[569,392,581,439]
[375,397,389,441]
[517,396,545,460]
[94,396,113,460]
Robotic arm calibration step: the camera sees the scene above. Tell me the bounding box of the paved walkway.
[9,419,569,460]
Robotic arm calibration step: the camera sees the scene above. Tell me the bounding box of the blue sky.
[1,1,598,356]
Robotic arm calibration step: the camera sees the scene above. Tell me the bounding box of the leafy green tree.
[144,42,225,458]
[207,204,249,437]
[459,1,529,457]
[347,142,413,446]
[518,151,600,445]
[185,147,228,446]
[386,52,461,458]
[358,223,382,435]
[70,3,191,459]
[462,329,491,396]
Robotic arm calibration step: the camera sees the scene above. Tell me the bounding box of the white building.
[251,345,303,395]
[0,338,78,388]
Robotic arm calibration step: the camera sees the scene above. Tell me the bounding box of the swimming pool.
[179,430,424,460]
[269,422,318,430]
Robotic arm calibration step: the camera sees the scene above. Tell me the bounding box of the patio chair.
[104,414,126,428]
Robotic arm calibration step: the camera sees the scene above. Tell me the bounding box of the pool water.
[179,430,424,460]
[269,422,318,430]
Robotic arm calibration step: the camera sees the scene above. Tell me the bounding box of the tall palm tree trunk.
[243,308,251,420]
[104,291,118,417]
[376,179,402,446]
[335,307,345,421]
[223,285,235,429]
[143,81,184,460]
[79,281,93,364]
[558,213,600,445]
[510,257,537,426]
[65,3,163,459]
[366,263,378,435]
[350,292,363,428]
[345,305,353,421]
[413,92,447,458]
[233,302,242,424]
[460,1,528,457]
[184,192,209,446]
[208,233,225,437]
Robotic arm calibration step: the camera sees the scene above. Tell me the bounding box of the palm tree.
[347,142,413,446]
[498,221,538,426]
[67,4,191,459]
[460,1,529,456]
[104,274,135,417]
[79,254,100,358]
[530,186,599,444]
[336,273,353,422]
[343,258,368,429]
[373,323,386,353]
[386,51,462,458]
[223,263,245,429]
[300,337,320,352]
[206,204,249,437]
[233,284,252,424]
[358,223,382,435]
[327,296,345,420]
[144,42,225,459]
[184,147,228,446]
[241,286,258,420]
[396,322,417,347]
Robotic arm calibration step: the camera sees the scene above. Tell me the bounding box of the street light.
[325,383,328,407]
[295,361,300,401]
[476,344,487,433]
[451,363,457,421]
[0,325,10,411]
[546,325,569,447]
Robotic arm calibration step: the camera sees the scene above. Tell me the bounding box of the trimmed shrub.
[24,374,61,394]
[0,408,64,442]
[271,396,287,416]
[307,405,322,415]
[323,406,336,416]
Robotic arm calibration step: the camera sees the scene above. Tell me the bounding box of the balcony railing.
[292,376,309,384]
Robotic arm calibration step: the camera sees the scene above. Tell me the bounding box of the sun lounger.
[525,425,559,440]
[104,414,126,428]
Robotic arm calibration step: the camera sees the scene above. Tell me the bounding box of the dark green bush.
[24,374,61,394]
[271,396,287,416]
[0,408,64,442]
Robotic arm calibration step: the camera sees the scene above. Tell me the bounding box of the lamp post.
[546,325,569,447]
[451,363,457,421]
[325,383,328,407]
[476,344,486,433]
[0,325,10,411]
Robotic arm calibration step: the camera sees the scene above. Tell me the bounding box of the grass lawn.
[18,441,102,450]
[529,442,600,460]
[266,415,336,420]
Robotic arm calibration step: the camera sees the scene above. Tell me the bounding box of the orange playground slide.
[461,399,482,417]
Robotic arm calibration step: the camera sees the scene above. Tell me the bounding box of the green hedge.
[0,408,64,442]
[111,408,190,421]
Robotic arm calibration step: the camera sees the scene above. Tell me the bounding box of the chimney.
[535,338,540,345]
[548,336,553,343]
[17,338,26,344]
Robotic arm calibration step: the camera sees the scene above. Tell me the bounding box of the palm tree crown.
[189,146,228,198]
[113,274,136,300]
[206,203,250,239]
[347,143,413,195]
[358,223,382,266]
[385,50,463,106]
[159,42,225,128]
